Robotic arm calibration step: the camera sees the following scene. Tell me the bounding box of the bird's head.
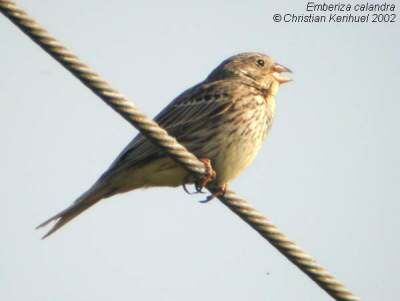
[207,52,292,93]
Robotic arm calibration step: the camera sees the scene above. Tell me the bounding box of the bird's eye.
[256,59,265,67]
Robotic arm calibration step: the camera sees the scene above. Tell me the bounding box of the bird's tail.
[36,182,113,239]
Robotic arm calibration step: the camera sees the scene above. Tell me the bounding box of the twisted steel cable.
[0,1,360,300]
[0,2,206,178]
[220,189,360,300]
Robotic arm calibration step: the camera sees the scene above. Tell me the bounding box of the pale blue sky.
[1,1,399,300]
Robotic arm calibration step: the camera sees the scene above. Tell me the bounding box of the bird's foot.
[182,182,204,195]
[181,158,216,195]
[195,158,216,193]
[199,184,227,203]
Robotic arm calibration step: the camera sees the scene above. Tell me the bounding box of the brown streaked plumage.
[37,52,292,238]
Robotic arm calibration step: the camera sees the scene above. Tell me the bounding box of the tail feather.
[37,184,111,239]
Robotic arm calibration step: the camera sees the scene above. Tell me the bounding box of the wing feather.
[101,79,236,179]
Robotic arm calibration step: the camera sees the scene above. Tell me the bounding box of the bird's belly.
[212,133,263,184]
[211,112,270,185]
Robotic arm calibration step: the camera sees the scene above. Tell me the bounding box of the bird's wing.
[100,80,237,179]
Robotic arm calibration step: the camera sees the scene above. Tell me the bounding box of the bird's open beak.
[272,63,292,84]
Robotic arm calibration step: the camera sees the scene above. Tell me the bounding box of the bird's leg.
[199,184,227,203]
[195,158,216,193]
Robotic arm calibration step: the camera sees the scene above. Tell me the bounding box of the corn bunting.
[37,52,292,238]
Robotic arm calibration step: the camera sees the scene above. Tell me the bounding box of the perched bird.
[37,52,292,238]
